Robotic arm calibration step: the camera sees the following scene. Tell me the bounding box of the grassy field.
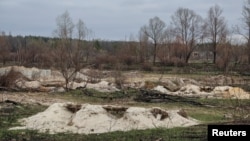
[1,89,249,141]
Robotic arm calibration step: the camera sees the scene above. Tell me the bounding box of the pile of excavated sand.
[69,81,119,92]
[153,84,250,99]
[10,103,199,134]
[0,66,119,92]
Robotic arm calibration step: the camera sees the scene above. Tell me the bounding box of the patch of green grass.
[0,103,47,129]
[55,88,140,104]
[187,98,250,123]
[0,125,207,141]
[0,103,47,140]
[197,98,250,107]
[1,92,249,141]
[188,109,224,122]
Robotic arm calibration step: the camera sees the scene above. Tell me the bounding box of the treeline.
[0,33,115,68]
[1,2,250,74]
[0,33,248,71]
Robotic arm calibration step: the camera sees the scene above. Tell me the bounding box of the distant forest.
[1,3,250,74]
[0,34,249,73]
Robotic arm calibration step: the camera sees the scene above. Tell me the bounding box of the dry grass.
[103,105,128,118]
[65,103,81,113]
[151,108,169,120]
[0,68,27,88]
[177,109,188,118]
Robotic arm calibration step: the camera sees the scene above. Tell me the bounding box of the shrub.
[103,105,128,118]
[141,63,153,71]
[144,81,157,89]
[65,103,81,113]
[151,108,169,120]
[177,109,188,118]
[0,68,26,88]
[85,69,102,84]
[113,71,126,89]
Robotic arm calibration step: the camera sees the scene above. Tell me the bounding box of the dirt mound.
[153,84,250,99]
[0,66,119,92]
[10,103,199,134]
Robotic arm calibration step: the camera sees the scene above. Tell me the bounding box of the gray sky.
[0,0,245,40]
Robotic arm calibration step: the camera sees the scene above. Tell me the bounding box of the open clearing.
[0,66,250,141]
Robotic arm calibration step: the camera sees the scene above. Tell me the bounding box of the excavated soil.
[10,103,199,134]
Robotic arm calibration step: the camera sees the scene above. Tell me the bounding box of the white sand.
[10,103,199,134]
[153,84,250,99]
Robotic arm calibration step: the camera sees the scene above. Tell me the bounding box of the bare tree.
[171,7,203,63]
[138,27,150,63]
[75,19,87,64]
[0,32,11,65]
[119,35,138,66]
[76,20,94,63]
[142,16,166,65]
[15,36,27,66]
[53,11,87,91]
[205,5,228,64]
[242,0,250,63]
[158,26,177,64]
[76,19,87,41]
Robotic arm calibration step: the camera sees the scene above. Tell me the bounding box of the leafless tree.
[138,27,150,63]
[15,37,27,66]
[171,7,203,63]
[142,16,166,65]
[205,5,228,64]
[118,35,138,66]
[0,32,11,65]
[76,19,87,41]
[158,26,176,64]
[75,19,87,64]
[53,11,88,90]
[242,0,250,63]
[53,11,75,90]
[76,20,94,63]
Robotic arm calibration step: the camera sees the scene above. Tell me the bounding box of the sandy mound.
[69,80,119,92]
[10,103,199,134]
[153,84,250,99]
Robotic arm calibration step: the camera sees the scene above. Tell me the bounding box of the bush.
[177,109,188,118]
[171,57,185,67]
[0,68,27,88]
[84,69,102,84]
[144,81,157,89]
[93,55,117,69]
[141,63,154,71]
[113,71,126,89]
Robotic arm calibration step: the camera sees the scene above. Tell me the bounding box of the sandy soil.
[10,103,199,134]
[0,92,66,106]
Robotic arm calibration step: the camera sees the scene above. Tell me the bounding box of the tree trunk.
[153,43,157,65]
[65,78,69,92]
[213,42,217,64]
[185,52,192,64]
[248,39,250,64]
[213,51,216,64]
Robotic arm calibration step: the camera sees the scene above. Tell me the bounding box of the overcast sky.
[0,0,246,40]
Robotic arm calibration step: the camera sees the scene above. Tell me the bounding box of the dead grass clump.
[85,69,102,84]
[113,71,126,89]
[200,86,214,92]
[141,63,154,71]
[65,104,81,113]
[177,109,188,118]
[103,105,128,118]
[0,67,27,88]
[151,108,169,120]
[144,81,157,89]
